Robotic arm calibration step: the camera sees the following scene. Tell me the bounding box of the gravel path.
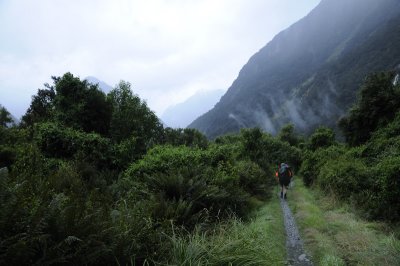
[280,195,313,266]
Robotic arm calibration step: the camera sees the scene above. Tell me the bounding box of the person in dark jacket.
[276,163,293,199]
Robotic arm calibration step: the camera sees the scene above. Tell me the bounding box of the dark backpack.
[279,164,291,178]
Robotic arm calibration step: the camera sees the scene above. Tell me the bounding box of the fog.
[0,0,320,122]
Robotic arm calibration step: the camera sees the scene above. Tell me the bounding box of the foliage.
[108,81,163,145]
[162,127,208,149]
[163,201,286,265]
[0,106,13,127]
[21,85,56,127]
[235,160,272,196]
[54,73,112,135]
[122,144,270,225]
[240,127,302,171]
[339,71,400,146]
[301,81,400,221]
[288,179,400,266]
[0,103,294,264]
[33,122,112,168]
[2,71,355,264]
[278,123,300,147]
[301,139,400,221]
[308,126,336,151]
[21,73,112,136]
[317,154,369,198]
[362,156,400,221]
[362,111,400,161]
[300,145,346,187]
[0,146,15,169]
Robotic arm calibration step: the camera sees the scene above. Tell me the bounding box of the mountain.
[189,0,400,139]
[161,89,224,128]
[85,76,113,94]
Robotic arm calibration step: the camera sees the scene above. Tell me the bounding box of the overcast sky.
[0,0,320,119]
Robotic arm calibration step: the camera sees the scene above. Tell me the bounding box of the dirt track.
[280,195,313,266]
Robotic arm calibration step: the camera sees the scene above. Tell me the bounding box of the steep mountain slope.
[189,0,400,139]
[161,89,224,128]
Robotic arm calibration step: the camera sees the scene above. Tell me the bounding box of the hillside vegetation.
[301,71,400,222]
[0,73,298,265]
[0,70,399,265]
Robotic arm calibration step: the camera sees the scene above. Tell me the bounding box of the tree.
[278,123,299,146]
[162,127,208,148]
[241,127,264,162]
[108,81,163,156]
[339,71,400,146]
[22,73,112,135]
[308,126,336,151]
[0,106,13,127]
[53,73,111,135]
[21,85,55,127]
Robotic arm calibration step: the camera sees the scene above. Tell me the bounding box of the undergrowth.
[162,199,286,265]
[288,179,400,266]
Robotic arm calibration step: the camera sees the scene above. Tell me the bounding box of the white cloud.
[0,0,320,118]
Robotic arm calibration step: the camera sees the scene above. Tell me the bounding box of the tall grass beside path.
[163,199,286,265]
[288,179,400,266]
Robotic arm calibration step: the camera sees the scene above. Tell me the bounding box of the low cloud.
[0,0,320,119]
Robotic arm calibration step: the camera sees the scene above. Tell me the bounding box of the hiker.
[275,163,293,199]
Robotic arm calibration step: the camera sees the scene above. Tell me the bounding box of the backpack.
[279,163,291,178]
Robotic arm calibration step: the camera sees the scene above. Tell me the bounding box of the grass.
[287,179,400,266]
[164,198,287,265]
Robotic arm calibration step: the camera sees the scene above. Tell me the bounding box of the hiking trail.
[280,195,313,266]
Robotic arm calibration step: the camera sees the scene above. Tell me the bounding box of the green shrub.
[300,150,319,187]
[362,156,400,221]
[34,122,112,167]
[163,127,208,149]
[125,145,204,180]
[300,145,347,186]
[127,163,251,226]
[278,123,301,147]
[308,126,336,151]
[339,71,400,146]
[235,160,272,196]
[122,144,272,228]
[362,112,400,161]
[317,156,370,199]
[258,133,302,171]
[0,146,16,169]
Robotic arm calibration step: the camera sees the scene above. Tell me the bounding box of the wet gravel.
[280,195,313,266]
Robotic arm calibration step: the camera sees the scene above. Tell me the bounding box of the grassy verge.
[287,179,400,266]
[164,198,286,265]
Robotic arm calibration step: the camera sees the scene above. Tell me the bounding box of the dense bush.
[1,72,308,264]
[0,146,15,169]
[278,123,301,147]
[300,145,346,187]
[240,128,302,171]
[235,160,273,195]
[339,71,400,146]
[162,127,208,149]
[34,122,112,168]
[300,71,400,222]
[308,126,336,151]
[317,155,369,198]
[122,143,270,226]
[360,156,400,221]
